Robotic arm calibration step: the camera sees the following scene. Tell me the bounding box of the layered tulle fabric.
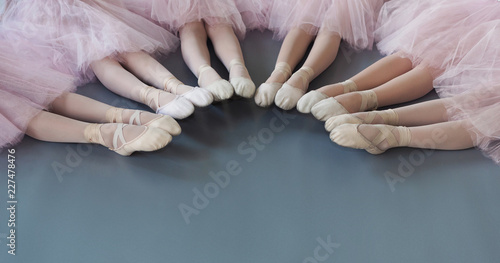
[0,39,77,149]
[1,0,178,83]
[433,20,500,98]
[433,19,500,164]
[321,0,386,50]
[234,0,272,32]
[268,0,331,39]
[444,82,500,164]
[375,0,500,77]
[121,0,246,38]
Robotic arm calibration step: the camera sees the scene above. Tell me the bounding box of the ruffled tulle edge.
[444,88,500,165]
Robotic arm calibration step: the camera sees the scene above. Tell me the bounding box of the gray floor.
[1,30,499,263]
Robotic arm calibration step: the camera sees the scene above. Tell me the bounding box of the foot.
[164,76,213,107]
[275,66,314,110]
[105,107,181,136]
[254,62,291,107]
[329,124,411,154]
[298,80,358,114]
[140,86,194,120]
[229,59,256,98]
[325,109,399,132]
[198,65,234,101]
[84,123,172,156]
[297,90,328,113]
[312,90,378,121]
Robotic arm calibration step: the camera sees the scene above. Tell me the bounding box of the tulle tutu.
[444,82,500,164]
[268,0,331,39]
[321,0,386,50]
[1,0,178,83]
[121,0,246,38]
[433,20,500,98]
[0,39,77,149]
[234,0,272,32]
[375,0,500,77]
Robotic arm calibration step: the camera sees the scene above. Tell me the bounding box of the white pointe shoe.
[325,109,399,132]
[275,66,314,110]
[312,89,378,121]
[84,123,172,156]
[198,65,234,101]
[297,79,358,114]
[140,86,194,120]
[330,124,412,154]
[297,90,328,113]
[254,62,291,107]
[105,107,181,136]
[229,59,256,98]
[164,76,213,107]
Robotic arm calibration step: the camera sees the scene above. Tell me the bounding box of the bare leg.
[179,22,233,100]
[91,57,194,119]
[276,30,342,110]
[206,23,255,97]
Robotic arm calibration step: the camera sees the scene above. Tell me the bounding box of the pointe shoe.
[140,86,194,120]
[164,76,213,107]
[275,66,314,110]
[330,124,411,154]
[312,89,378,121]
[198,65,234,101]
[229,59,256,98]
[105,107,181,136]
[84,123,172,156]
[254,62,292,107]
[325,109,399,132]
[297,80,358,114]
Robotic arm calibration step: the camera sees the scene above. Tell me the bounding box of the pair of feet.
[139,77,214,120]
[197,59,256,101]
[85,107,182,156]
[325,109,411,154]
[254,63,315,110]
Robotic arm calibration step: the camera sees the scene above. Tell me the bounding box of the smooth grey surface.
[1,30,499,263]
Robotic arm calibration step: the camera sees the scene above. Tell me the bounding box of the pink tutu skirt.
[2,0,178,83]
[234,0,272,32]
[321,0,386,50]
[375,0,500,77]
[268,0,331,39]
[445,81,500,164]
[121,0,246,38]
[0,38,77,149]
